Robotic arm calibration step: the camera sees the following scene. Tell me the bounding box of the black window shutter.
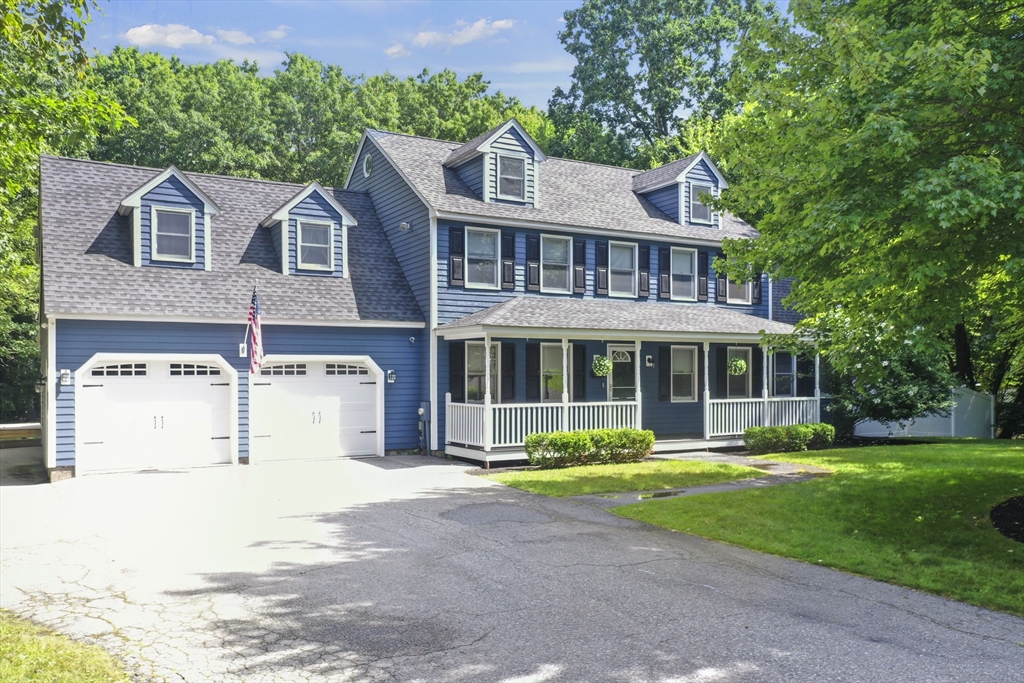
[638,245,650,297]
[715,253,728,303]
[449,341,465,402]
[595,240,609,295]
[526,234,540,291]
[659,247,671,299]
[752,274,763,305]
[572,239,586,294]
[797,356,815,397]
[753,347,763,396]
[658,346,671,401]
[501,232,516,290]
[525,343,541,401]
[501,342,516,401]
[715,347,728,398]
[449,227,464,287]
[698,251,709,301]
[572,342,586,400]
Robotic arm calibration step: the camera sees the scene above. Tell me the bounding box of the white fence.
[854,387,995,439]
[706,397,819,438]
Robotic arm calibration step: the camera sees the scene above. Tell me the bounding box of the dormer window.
[498,155,526,200]
[297,220,333,271]
[690,183,714,224]
[153,207,195,262]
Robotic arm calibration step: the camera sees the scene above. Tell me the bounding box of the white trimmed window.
[466,342,500,403]
[540,235,571,293]
[690,183,713,224]
[671,346,697,402]
[297,220,333,271]
[726,278,752,305]
[773,352,796,397]
[541,344,570,403]
[153,207,194,262]
[609,242,637,297]
[466,227,500,289]
[260,363,307,376]
[91,363,147,377]
[169,363,220,376]
[727,347,752,398]
[671,247,697,301]
[497,155,526,200]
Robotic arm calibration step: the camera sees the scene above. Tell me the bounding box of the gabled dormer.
[118,166,221,271]
[260,182,357,277]
[633,151,728,229]
[444,118,547,207]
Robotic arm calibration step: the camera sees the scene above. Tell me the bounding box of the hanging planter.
[727,357,747,376]
[592,355,613,377]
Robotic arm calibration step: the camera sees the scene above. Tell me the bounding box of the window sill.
[670,397,699,403]
[297,265,333,272]
[609,291,637,299]
[669,295,698,302]
[465,282,501,291]
[152,255,195,264]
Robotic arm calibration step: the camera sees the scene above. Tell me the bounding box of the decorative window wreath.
[592,355,613,377]
[727,357,748,376]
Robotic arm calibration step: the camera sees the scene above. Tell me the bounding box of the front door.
[607,346,636,401]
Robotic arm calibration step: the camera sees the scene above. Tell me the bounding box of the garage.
[248,356,383,462]
[75,356,236,473]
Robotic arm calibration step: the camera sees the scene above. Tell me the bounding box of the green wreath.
[592,355,613,377]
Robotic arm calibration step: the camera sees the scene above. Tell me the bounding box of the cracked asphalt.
[1,455,1022,682]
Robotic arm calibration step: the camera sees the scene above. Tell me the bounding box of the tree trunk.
[952,323,975,388]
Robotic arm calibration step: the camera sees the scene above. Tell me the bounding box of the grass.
[484,459,763,497]
[615,440,1024,616]
[0,610,129,683]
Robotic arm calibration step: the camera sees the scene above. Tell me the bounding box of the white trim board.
[260,181,357,228]
[437,325,774,344]
[48,313,425,328]
[118,165,222,216]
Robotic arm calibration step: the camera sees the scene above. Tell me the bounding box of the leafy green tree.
[715,0,1023,399]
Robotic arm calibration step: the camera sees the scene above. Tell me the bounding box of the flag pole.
[243,280,259,346]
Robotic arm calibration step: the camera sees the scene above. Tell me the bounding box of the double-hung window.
[670,247,697,300]
[153,207,194,262]
[726,278,752,305]
[497,155,526,200]
[540,235,571,293]
[465,227,499,289]
[297,220,333,271]
[671,346,697,401]
[727,347,752,398]
[690,183,713,224]
[609,242,637,297]
[466,342,499,403]
[773,351,796,397]
[540,344,569,403]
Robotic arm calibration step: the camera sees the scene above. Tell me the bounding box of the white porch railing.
[446,402,486,447]
[568,401,638,432]
[708,397,819,437]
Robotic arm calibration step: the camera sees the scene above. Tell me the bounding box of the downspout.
[429,210,439,453]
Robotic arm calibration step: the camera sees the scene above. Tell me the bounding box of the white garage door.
[77,359,233,473]
[248,360,379,461]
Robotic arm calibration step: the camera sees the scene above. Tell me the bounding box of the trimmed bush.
[743,426,787,455]
[808,423,836,450]
[743,423,836,454]
[526,428,655,469]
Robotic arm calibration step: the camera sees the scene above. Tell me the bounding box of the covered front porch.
[436,297,820,465]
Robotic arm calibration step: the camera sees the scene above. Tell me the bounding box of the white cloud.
[412,18,514,48]
[260,24,290,42]
[123,24,215,49]
[216,29,255,45]
[384,43,411,58]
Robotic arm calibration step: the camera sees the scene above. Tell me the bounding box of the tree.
[549,0,776,165]
[0,0,128,420]
[715,0,1023,396]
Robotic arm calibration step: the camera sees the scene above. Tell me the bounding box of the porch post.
[444,392,451,447]
[561,337,570,431]
[703,342,711,441]
[814,352,821,423]
[483,334,492,453]
[634,339,642,430]
[762,346,770,426]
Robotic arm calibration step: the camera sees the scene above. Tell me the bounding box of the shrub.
[744,423,836,454]
[525,428,655,468]
[808,423,836,450]
[744,426,787,454]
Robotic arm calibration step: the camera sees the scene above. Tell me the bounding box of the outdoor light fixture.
[398,222,411,232]
[60,369,71,385]
[387,370,397,383]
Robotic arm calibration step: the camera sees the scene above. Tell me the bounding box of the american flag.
[248,287,264,374]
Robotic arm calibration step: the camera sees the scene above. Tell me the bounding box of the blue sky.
[84,1,584,108]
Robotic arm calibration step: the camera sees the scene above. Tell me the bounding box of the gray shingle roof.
[630,153,700,193]
[368,131,758,243]
[444,126,501,167]
[438,297,795,337]
[39,156,423,324]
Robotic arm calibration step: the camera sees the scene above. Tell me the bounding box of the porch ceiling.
[437,297,796,341]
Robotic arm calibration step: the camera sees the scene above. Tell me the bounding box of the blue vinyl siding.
[488,128,536,206]
[141,176,205,269]
[640,341,704,438]
[288,192,345,276]
[269,222,282,269]
[347,136,432,320]
[454,155,484,197]
[54,319,425,467]
[771,277,803,324]
[644,184,679,222]
[683,159,721,229]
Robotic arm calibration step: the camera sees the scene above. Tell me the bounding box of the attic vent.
[169,363,221,376]
[260,363,307,376]
[363,154,373,178]
[326,363,368,376]
[91,363,147,377]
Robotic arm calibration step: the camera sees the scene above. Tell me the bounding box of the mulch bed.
[991,496,1024,543]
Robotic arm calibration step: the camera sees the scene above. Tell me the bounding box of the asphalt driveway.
[1,455,1021,682]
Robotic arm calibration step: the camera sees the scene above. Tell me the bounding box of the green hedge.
[743,423,835,455]
[525,428,655,469]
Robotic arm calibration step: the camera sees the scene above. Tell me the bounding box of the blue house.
[38,119,819,478]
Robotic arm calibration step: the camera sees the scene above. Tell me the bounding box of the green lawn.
[485,460,763,497]
[0,610,129,683]
[615,441,1024,616]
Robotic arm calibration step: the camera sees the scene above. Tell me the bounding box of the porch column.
[762,346,770,426]
[703,342,710,441]
[483,334,492,452]
[634,339,642,430]
[561,337,570,431]
[814,352,821,423]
